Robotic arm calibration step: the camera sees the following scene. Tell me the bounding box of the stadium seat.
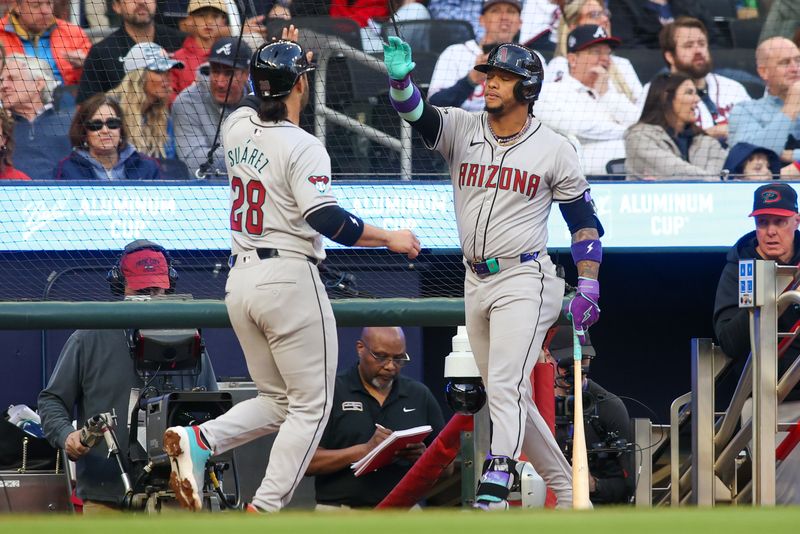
[265,16,363,51]
[602,158,627,181]
[713,48,758,79]
[729,18,763,49]
[705,0,738,19]
[738,78,766,99]
[381,19,475,55]
[613,48,665,85]
[157,158,191,180]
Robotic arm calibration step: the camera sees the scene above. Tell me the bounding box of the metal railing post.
[633,418,652,507]
[691,338,716,505]
[752,260,777,505]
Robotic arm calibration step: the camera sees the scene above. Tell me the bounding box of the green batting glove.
[382,35,416,80]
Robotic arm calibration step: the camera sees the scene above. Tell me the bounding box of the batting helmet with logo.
[474,43,544,103]
[250,39,316,99]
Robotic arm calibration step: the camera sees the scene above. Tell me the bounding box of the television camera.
[78,327,237,512]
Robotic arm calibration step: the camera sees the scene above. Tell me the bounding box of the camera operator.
[38,239,218,514]
[546,329,634,505]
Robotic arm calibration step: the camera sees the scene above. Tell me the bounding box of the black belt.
[467,252,539,277]
[228,248,319,268]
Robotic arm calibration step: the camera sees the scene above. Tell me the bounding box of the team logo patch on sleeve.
[342,401,363,411]
[308,175,330,193]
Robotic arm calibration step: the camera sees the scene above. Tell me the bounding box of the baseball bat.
[571,327,592,510]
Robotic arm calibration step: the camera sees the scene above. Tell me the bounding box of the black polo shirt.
[76,24,187,103]
[314,364,445,508]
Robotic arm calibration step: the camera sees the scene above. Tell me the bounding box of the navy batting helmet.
[474,43,543,103]
[250,40,316,99]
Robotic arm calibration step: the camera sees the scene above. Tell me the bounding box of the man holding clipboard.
[307,327,446,509]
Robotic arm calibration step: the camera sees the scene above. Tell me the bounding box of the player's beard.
[484,101,505,114]
[675,55,712,81]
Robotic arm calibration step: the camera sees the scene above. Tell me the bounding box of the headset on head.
[107,239,178,296]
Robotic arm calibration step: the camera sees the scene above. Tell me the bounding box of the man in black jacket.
[76,0,186,103]
[713,182,800,504]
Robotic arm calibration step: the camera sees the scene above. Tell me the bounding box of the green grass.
[2,508,799,534]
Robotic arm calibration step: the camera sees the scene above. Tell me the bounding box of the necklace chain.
[488,115,532,145]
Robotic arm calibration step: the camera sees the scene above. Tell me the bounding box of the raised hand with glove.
[382,35,416,80]
[383,35,425,123]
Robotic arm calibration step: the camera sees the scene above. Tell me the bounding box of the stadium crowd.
[0,0,796,180]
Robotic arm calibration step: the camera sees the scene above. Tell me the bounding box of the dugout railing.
[304,31,415,180]
[675,260,800,506]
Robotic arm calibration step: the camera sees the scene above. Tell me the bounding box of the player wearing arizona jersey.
[384,36,604,510]
[164,26,420,513]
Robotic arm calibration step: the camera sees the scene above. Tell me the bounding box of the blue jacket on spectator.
[53,144,162,180]
[723,143,783,177]
[11,105,72,179]
[729,94,800,162]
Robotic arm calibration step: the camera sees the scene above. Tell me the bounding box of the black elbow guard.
[559,192,605,237]
[306,205,365,246]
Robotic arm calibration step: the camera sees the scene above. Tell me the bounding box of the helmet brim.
[474,63,528,78]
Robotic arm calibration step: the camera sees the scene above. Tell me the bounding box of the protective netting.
[0,1,781,301]
[0,1,774,183]
[0,181,474,301]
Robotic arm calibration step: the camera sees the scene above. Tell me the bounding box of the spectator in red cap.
[714,183,800,505]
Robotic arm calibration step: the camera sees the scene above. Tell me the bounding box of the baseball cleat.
[473,457,516,511]
[243,502,264,514]
[163,425,212,511]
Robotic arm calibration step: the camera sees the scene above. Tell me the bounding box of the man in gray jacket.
[173,37,252,178]
[38,240,218,513]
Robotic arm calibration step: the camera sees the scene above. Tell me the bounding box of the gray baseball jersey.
[223,106,338,260]
[197,105,338,512]
[431,107,590,261]
[432,107,584,507]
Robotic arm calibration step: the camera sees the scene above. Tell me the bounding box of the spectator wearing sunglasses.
[307,327,447,509]
[53,94,161,180]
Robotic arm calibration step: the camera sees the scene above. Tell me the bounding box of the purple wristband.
[577,277,599,299]
[389,75,412,90]
[571,239,602,264]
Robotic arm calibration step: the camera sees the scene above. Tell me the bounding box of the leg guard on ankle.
[475,457,518,505]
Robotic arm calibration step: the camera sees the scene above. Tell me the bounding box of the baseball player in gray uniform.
[164,26,421,513]
[383,36,603,509]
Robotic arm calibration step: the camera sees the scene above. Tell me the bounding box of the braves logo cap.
[481,0,522,14]
[567,24,622,53]
[750,183,799,217]
[209,37,252,69]
[121,249,170,291]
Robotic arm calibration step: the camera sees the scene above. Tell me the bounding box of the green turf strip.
[1,508,799,534]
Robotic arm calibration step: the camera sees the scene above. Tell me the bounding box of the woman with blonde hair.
[547,0,642,103]
[108,43,184,160]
